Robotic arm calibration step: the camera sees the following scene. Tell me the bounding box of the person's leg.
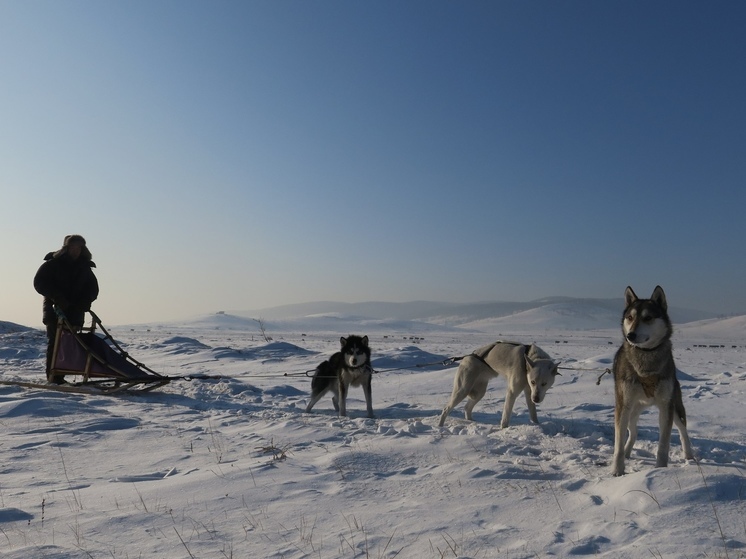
[45,317,64,384]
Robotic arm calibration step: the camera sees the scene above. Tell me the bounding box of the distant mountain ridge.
[239,297,717,327]
[6,299,717,333]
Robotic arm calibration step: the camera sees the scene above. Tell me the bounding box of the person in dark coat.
[33,234,99,383]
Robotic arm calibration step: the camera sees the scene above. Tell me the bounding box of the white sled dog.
[611,285,694,476]
[439,341,559,428]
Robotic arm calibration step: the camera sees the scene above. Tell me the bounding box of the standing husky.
[305,335,374,418]
[439,342,559,428]
[611,286,694,476]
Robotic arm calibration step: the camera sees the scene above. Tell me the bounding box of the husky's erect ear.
[624,286,638,307]
[553,362,561,376]
[651,285,667,311]
[361,335,369,347]
[340,337,347,348]
[525,354,535,369]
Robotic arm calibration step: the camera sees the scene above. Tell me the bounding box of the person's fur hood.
[45,234,95,266]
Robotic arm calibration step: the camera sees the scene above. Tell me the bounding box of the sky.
[2,1,746,327]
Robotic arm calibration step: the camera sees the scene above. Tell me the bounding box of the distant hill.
[116,298,726,334]
[238,298,716,328]
[458,302,621,332]
[0,321,35,334]
[166,311,466,335]
[675,314,746,342]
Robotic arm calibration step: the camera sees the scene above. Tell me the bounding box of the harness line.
[237,358,612,383]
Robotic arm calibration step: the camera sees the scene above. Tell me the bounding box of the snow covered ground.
[0,306,744,558]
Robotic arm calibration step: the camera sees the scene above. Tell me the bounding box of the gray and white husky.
[611,285,694,476]
[305,335,374,418]
[439,341,559,428]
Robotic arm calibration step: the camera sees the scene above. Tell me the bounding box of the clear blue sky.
[3,1,745,326]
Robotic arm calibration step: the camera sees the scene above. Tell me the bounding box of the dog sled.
[1,310,175,395]
[49,310,172,393]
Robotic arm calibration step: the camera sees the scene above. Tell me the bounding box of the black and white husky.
[611,285,694,476]
[305,335,374,418]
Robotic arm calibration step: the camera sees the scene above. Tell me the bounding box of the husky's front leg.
[523,386,539,424]
[501,383,521,428]
[655,403,675,468]
[673,382,694,460]
[624,407,643,458]
[674,413,694,461]
[338,380,348,417]
[330,385,340,412]
[362,373,374,418]
[612,403,633,476]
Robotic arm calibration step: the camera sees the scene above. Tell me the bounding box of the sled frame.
[48,310,171,392]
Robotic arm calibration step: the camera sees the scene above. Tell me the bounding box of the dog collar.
[627,341,664,352]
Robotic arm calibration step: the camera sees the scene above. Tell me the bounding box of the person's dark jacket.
[33,249,99,327]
